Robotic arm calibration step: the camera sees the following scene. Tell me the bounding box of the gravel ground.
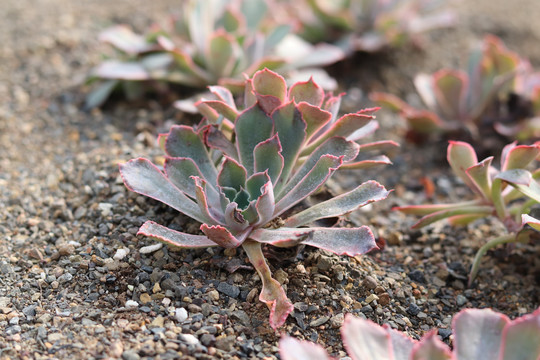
[1,0,540,359]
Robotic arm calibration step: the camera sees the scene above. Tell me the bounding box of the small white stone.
[139,243,163,254]
[125,300,139,308]
[113,248,130,261]
[175,307,188,323]
[98,203,113,217]
[180,334,199,345]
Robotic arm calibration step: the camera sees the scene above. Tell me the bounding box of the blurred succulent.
[86,0,345,109]
[395,140,540,284]
[119,69,395,329]
[371,35,526,140]
[282,0,455,53]
[280,307,540,360]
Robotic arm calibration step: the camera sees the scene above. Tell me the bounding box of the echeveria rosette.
[119,69,392,329]
[86,0,345,108]
[279,307,540,360]
[371,35,524,140]
[395,140,540,285]
[284,0,455,54]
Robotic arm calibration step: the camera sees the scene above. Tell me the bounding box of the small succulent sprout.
[285,0,455,53]
[86,0,345,108]
[280,308,540,360]
[371,35,525,139]
[119,69,394,329]
[395,140,540,285]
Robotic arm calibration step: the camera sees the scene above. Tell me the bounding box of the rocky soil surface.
[1,0,539,359]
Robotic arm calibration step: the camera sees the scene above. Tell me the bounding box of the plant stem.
[469,233,515,287]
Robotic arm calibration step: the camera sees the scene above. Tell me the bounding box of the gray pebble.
[122,350,140,360]
[217,282,240,298]
[309,316,329,327]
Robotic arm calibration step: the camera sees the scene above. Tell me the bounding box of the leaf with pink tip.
[297,102,332,141]
[94,60,150,81]
[452,308,509,360]
[495,169,540,203]
[222,202,249,233]
[119,158,211,224]
[302,113,374,154]
[447,141,480,193]
[279,337,330,360]
[254,181,275,226]
[275,155,343,216]
[414,73,437,111]
[394,200,483,216]
[200,224,242,248]
[235,105,274,174]
[279,137,359,199]
[254,134,284,186]
[99,25,153,54]
[284,180,390,228]
[197,100,239,122]
[465,156,494,200]
[207,85,236,107]
[138,221,218,248]
[358,140,400,152]
[192,177,222,224]
[340,155,393,170]
[206,31,237,79]
[288,78,324,106]
[500,308,540,360]
[522,214,540,232]
[202,125,238,159]
[370,92,411,112]
[165,126,217,184]
[341,315,394,360]
[242,241,293,329]
[164,157,205,198]
[432,69,467,121]
[250,226,377,256]
[385,325,417,360]
[405,110,446,134]
[500,143,540,171]
[410,331,452,360]
[271,101,307,186]
[218,157,247,192]
[411,205,493,229]
[252,69,287,113]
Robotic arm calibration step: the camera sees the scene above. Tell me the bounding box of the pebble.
[125,300,139,308]
[217,282,240,298]
[408,270,426,284]
[309,316,329,327]
[215,336,236,351]
[365,294,379,304]
[363,276,378,289]
[330,313,344,328]
[456,294,468,306]
[113,248,130,260]
[175,308,188,323]
[139,243,163,254]
[122,350,140,360]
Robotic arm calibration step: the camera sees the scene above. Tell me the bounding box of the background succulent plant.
[86,0,344,108]
[371,35,529,140]
[280,307,540,360]
[119,69,394,328]
[395,140,540,284]
[283,0,455,53]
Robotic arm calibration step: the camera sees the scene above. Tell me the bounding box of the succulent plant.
[119,69,395,329]
[280,307,540,360]
[371,35,525,139]
[395,140,540,284]
[86,0,345,108]
[283,0,455,53]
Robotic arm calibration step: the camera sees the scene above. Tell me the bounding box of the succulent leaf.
[253,134,285,186]
[500,308,540,360]
[452,308,508,360]
[165,126,218,184]
[341,314,394,360]
[279,337,330,360]
[284,180,390,228]
[217,157,247,192]
[138,221,219,248]
[465,156,494,200]
[235,105,274,174]
[447,141,480,192]
[200,224,243,248]
[120,158,212,224]
[288,77,325,106]
[164,157,206,198]
[410,331,452,360]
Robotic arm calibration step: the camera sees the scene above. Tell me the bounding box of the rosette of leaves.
[371,35,525,140]
[86,0,344,108]
[119,69,394,329]
[395,140,540,284]
[279,307,540,360]
[283,0,455,53]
